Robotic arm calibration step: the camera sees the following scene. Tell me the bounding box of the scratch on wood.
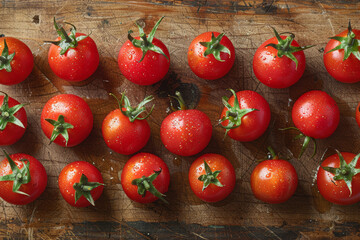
[327,18,335,35]
[191,232,209,240]
[197,0,208,13]
[108,216,152,240]
[264,226,282,240]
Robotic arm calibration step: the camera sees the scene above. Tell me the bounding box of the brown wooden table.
[1,0,360,239]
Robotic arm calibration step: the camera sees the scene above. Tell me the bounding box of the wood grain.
[1,0,360,239]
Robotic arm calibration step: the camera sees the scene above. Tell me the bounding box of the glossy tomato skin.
[160,109,212,156]
[0,37,33,85]
[40,94,93,147]
[48,33,99,81]
[251,159,298,204]
[0,95,27,146]
[221,90,271,142]
[253,36,306,88]
[121,153,170,203]
[292,90,339,139]
[118,37,170,85]
[189,154,236,202]
[324,29,360,83]
[0,153,47,205]
[188,32,235,80]
[102,109,150,155]
[356,102,360,128]
[58,161,104,207]
[317,152,360,205]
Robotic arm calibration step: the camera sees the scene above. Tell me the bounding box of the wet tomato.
[189,153,236,202]
[0,37,33,85]
[58,161,104,207]
[118,17,170,85]
[41,94,93,147]
[0,92,27,146]
[188,32,235,80]
[317,151,360,205]
[0,151,47,205]
[121,153,170,203]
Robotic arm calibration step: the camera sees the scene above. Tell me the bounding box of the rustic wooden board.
[1,0,360,239]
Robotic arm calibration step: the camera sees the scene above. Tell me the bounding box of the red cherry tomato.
[58,161,104,207]
[251,158,298,204]
[0,37,33,85]
[253,28,310,88]
[317,152,360,205]
[48,19,99,81]
[41,94,93,147]
[188,32,235,80]
[161,107,212,156]
[220,89,271,142]
[121,153,170,203]
[0,93,27,146]
[323,24,360,83]
[118,17,170,85]
[188,153,236,202]
[356,102,360,128]
[0,152,47,205]
[292,90,339,139]
[102,93,153,155]
[118,38,170,85]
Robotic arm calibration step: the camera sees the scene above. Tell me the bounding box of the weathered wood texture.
[1,0,360,239]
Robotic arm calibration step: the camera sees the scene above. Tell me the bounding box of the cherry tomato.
[188,32,235,80]
[292,90,339,139]
[189,153,236,202]
[0,37,33,85]
[58,161,104,207]
[118,17,170,85]
[0,151,47,205]
[0,93,27,146]
[220,89,271,142]
[323,23,360,83]
[253,28,312,88]
[48,18,99,81]
[102,93,153,155]
[251,159,298,204]
[317,151,360,205]
[121,153,170,203]
[41,94,93,147]
[356,102,360,128]
[160,92,212,156]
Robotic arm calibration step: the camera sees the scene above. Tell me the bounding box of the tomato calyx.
[199,32,231,62]
[127,16,169,62]
[169,91,187,111]
[131,168,168,204]
[45,115,74,146]
[0,150,31,196]
[48,17,88,55]
[198,160,223,191]
[266,27,314,68]
[326,21,360,61]
[110,92,154,122]
[73,173,104,206]
[0,91,26,130]
[0,39,15,72]
[220,89,257,137]
[266,146,279,160]
[280,127,316,158]
[322,150,360,196]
